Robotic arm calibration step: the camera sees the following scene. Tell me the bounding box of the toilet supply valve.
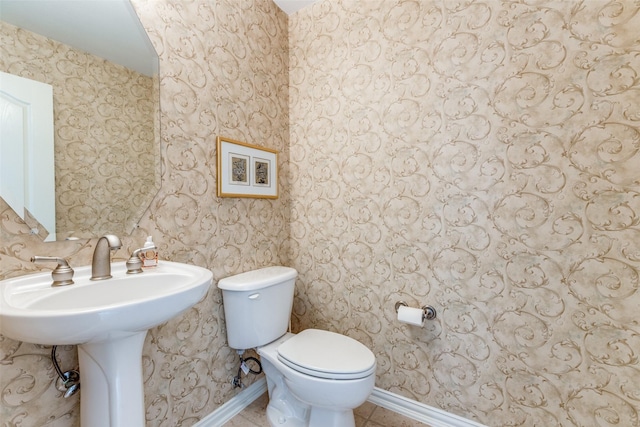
[231,350,263,389]
[31,256,74,287]
[231,376,244,389]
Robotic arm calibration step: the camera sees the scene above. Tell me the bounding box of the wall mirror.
[0,0,160,242]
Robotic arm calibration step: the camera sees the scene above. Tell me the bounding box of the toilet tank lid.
[217,266,298,291]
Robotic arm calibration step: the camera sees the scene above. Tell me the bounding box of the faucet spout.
[91,234,122,280]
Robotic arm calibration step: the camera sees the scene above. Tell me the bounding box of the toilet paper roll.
[397,305,424,327]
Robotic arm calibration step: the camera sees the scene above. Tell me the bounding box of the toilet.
[217,266,376,427]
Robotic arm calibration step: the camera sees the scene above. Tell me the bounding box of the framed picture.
[217,136,278,198]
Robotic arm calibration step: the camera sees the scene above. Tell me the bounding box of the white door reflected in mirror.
[0,71,55,241]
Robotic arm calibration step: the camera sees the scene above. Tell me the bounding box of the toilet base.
[265,395,356,427]
[259,332,375,427]
[265,368,309,427]
[266,403,306,427]
[308,408,355,427]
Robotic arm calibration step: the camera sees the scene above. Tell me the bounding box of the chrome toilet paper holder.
[395,301,437,321]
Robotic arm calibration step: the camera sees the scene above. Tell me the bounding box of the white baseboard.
[194,378,487,427]
[194,378,267,427]
[367,388,488,427]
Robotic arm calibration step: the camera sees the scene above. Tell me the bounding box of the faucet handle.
[125,244,157,274]
[31,256,74,287]
[126,248,144,274]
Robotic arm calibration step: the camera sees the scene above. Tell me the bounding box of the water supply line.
[51,346,80,398]
[232,350,262,389]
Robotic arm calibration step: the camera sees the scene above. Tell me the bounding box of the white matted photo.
[217,136,278,198]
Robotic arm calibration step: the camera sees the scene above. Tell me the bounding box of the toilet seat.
[277,329,376,380]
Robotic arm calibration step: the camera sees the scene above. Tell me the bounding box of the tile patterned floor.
[222,392,431,427]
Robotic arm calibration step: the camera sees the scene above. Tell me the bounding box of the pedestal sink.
[0,261,213,427]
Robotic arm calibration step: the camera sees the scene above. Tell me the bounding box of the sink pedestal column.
[77,331,148,427]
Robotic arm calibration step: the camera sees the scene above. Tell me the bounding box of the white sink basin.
[0,260,212,345]
[0,260,212,427]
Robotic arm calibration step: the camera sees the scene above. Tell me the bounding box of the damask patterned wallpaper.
[0,21,157,240]
[0,0,289,425]
[288,1,640,426]
[1,0,639,427]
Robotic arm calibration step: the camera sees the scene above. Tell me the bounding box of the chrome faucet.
[91,234,122,280]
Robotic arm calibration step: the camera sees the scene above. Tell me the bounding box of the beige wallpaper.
[1,0,639,427]
[0,21,157,240]
[0,0,289,425]
[288,0,640,426]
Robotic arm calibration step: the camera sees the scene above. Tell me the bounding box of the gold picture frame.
[216,136,278,198]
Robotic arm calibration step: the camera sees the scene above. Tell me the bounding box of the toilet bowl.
[258,331,376,427]
[217,267,377,427]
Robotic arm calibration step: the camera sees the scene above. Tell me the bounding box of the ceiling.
[0,0,318,76]
[0,0,157,76]
[273,0,318,14]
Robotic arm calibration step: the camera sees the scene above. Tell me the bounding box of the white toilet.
[217,266,376,427]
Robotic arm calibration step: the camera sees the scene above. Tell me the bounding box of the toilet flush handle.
[248,293,260,300]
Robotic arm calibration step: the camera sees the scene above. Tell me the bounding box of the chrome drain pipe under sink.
[51,345,80,398]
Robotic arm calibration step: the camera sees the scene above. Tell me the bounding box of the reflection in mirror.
[0,0,160,241]
[0,71,56,240]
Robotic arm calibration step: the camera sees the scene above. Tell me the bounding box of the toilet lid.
[277,329,376,380]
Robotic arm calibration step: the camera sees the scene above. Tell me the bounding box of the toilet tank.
[217,266,297,350]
